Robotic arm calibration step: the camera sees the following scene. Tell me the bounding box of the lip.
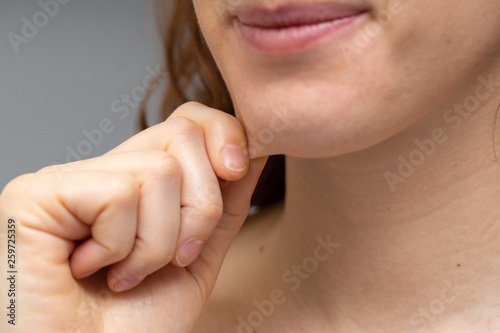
[233,3,370,53]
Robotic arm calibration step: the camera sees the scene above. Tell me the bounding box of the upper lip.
[233,3,370,28]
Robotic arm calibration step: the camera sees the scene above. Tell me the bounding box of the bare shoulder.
[193,202,284,333]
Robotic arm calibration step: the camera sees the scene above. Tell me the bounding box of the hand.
[0,102,268,333]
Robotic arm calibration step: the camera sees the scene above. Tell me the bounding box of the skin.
[0,105,268,333]
[192,0,500,332]
[1,0,499,332]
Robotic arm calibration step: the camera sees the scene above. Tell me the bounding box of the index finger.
[109,102,250,181]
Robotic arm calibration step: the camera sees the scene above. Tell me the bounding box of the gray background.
[0,0,164,189]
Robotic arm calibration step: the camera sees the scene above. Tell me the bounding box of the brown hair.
[138,0,285,209]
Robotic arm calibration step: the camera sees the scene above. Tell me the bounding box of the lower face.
[193,0,500,158]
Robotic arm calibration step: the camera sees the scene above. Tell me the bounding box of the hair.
[138,0,285,210]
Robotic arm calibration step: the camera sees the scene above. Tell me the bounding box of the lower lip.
[235,12,368,53]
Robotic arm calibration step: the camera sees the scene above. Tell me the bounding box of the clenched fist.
[0,102,267,333]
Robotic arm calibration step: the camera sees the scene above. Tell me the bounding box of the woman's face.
[192,0,500,158]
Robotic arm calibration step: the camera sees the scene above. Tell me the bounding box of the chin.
[233,80,414,159]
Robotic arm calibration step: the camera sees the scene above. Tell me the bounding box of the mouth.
[233,3,370,53]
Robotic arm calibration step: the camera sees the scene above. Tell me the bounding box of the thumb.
[187,156,268,301]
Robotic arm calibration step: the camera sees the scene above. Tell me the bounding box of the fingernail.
[177,239,206,267]
[79,268,99,279]
[113,276,144,293]
[221,144,248,172]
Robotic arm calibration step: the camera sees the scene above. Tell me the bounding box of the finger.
[109,102,250,182]
[106,155,183,292]
[15,170,141,279]
[160,117,224,267]
[50,153,185,291]
[170,103,250,181]
[187,156,268,301]
[65,171,140,279]
[60,147,221,273]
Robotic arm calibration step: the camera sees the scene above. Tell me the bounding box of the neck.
[272,96,500,331]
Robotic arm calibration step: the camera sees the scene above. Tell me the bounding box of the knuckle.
[197,200,224,224]
[199,181,222,203]
[214,112,245,132]
[36,165,54,174]
[106,174,140,204]
[166,116,204,139]
[179,101,202,110]
[1,174,35,199]
[149,153,182,179]
[36,162,77,174]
